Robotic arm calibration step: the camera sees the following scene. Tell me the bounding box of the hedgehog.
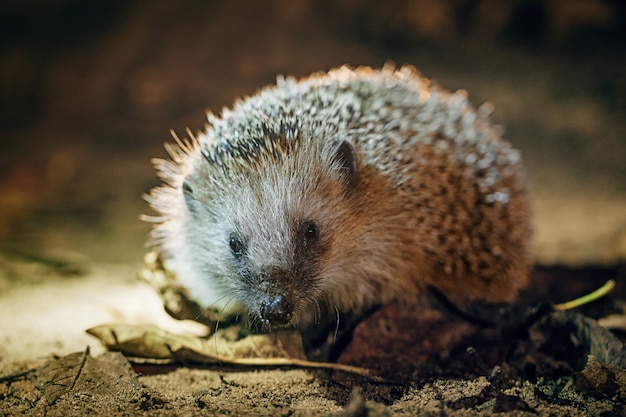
[144,64,532,330]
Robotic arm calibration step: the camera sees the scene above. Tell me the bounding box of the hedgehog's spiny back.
[196,65,521,206]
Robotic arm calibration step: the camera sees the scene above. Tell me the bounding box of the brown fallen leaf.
[87,323,207,359]
[87,323,383,381]
[576,354,626,401]
[40,348,89,405]
[36,347,143,407]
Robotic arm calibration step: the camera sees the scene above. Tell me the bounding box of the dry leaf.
[37,347,142,406]
[576,354,626,400]
[40,349,89,405]
[87,324,207,359]
[87,323,380,380]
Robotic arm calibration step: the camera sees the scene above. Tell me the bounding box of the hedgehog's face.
[180,139,359,329]
[222,215,327,328]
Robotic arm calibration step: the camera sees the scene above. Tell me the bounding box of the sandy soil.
[1,1,625,415]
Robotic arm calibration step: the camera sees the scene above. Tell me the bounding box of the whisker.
[212,289,239,308]
[333,305,340,345]
[244,312,255,331]
[214,296,234,335]
[311,297,321,325]
[213,322,220,358]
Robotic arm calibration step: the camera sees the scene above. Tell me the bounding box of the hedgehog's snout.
[253,266,296,326]
[259,294,293,326]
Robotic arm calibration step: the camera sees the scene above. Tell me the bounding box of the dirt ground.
[1,1,626,415]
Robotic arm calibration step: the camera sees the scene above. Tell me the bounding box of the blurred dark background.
[1,0,625,267]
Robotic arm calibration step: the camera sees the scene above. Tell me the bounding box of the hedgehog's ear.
[332,140,359,191]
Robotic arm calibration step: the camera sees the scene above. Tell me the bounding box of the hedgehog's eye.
[182,181,193,195]
[182,181,197,213]
[303,221,318,242]
[229,234,245,257]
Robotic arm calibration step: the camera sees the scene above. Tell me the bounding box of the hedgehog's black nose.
[259,295,293,326]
